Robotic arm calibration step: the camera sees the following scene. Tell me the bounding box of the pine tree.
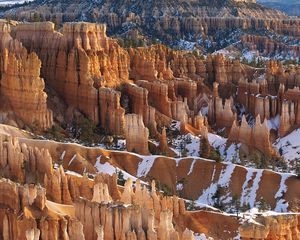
[258,198,270,212]
[200,136,211,158]
[232,195,241,218]
[117,170,126,186]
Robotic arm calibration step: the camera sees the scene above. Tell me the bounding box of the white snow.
[242,50,259,62]
[200,106,209,116]
[0,0,34,5]
[172,133,201,157]
[94,155,143,182]
[240,169,255,206]
[274,128,300,162]
[60,150,66,160]
[274,173,290,212]
[197,163,235,205]
[176,183,184,191]
[170,121,181,131]
[247,170,263,208]
[240,208,300,227]
[136,155,158,177]
[194,233,213,240]
[95,158,116,176]
[187,159,197,175]
[65,170,84,178]
[177,39,196,51]
[267,115,280,130]
[68,154,77,166]
[208,133,240,163]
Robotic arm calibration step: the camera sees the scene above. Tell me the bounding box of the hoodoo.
[0,0,299,239]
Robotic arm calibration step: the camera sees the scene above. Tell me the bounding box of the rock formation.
[99,88,125,135]
[0,11,298,239]
[0,135,53,183]
[239,214,300,239]
[0,23,53,130]
[13,22,129,124]
[4,0,300,46]
[123,83,157,134]
[125,114,149,155]
[229,115,276,156]
[241,35,300,59]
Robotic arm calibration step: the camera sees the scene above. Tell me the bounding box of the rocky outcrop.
[236,66,300,136]
[241,35,300,59]
[266,61,300,94]
[123,83,157,133]
[0,23,53,130]
[129,45,206,82]
[129,45,174,81]
[278,100,299,137]
[5,0,300,48]
[206,54,248,87]
[0,135,53,183]
[75,176,192,240]
[0,126,299,239]
[136,80,172,118]
[239,214,300,239]
[229,115,276,156]
[13,22,130,123]
[125,114,149,155]
[98,88,125,135]
[215,97,236,128]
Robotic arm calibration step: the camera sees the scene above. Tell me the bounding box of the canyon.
[0,0,298,239]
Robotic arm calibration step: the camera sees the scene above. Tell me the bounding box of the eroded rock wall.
[13,22,130,124]
[0,23,53,130]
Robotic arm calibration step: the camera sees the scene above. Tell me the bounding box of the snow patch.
[274,128,300,162]
[267,115,280,130]
[274,173,290,212]
[197,163,236,205]
[188,159,197,175]
[136,155,158,177]
[60,150,66,160]
[68,154,77,166]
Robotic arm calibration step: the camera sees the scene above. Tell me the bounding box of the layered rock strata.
[5,0,300,43]
[125,114,149,155]
[13,22,129,124]
[241,35,300,59]
[98,87,125,135]
[229,115,276,156]
[0,23,53,129]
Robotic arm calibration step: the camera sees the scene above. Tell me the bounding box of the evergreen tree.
[232,195,241,218]
[258,198,270,212]
[199,136,211,158]
[117,170,126,186]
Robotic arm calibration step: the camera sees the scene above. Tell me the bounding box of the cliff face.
[0,23,53,130]
[12,134,299,215]
[125,114,149,155]
[239,214,300,239]
[3,0,299,51]
[99,88,125,135]
[235,61,300,138]
[229,115,276,156]
[241,35,300,59]
[12,22,129,124]
[0,129,198,240]
[0,115,299,240]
